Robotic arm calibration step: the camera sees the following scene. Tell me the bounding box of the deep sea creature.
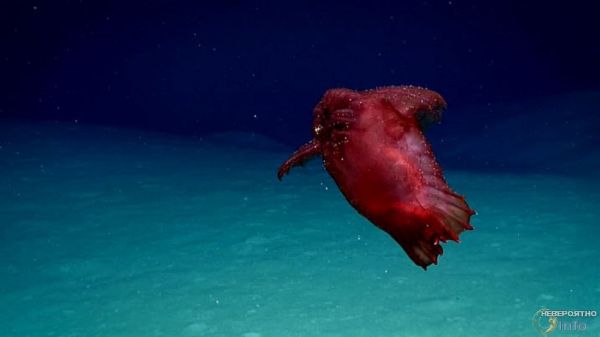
[278,86,475,269]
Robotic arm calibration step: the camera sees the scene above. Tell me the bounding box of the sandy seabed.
[1,121,598,337]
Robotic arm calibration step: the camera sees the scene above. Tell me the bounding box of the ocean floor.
[1,121,599,337]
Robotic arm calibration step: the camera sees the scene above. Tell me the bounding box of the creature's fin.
[382,195,474,270]
[374,86,447,129]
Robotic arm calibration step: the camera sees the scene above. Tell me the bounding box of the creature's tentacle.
[277,139,321,180]
[329,108,355,122]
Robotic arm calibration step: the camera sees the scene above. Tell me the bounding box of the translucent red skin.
[279,86,475,269]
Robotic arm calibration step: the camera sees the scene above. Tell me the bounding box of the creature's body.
[278,86,475,269]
